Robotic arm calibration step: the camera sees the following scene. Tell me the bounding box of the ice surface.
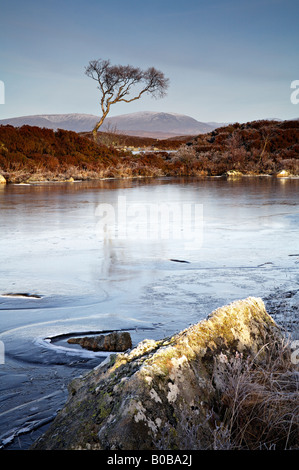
[0,176,298,448]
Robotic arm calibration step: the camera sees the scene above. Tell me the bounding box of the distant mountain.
[0,111,226,138]
[0,113,99,133]
[104,111,219,136]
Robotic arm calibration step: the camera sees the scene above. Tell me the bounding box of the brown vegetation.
[0,125,119,182]
[0,119,298,183]
[154,338,299,451]
[187,119,299,176]
[213,339,299,450]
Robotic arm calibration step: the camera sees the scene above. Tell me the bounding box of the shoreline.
[2,172,299,186]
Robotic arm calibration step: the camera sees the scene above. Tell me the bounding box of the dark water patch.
[0,383,74,450]
[45,327,140,344]
[0,292,108,311]
[169,259,190,263]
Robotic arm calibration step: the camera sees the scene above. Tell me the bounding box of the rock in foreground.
[67,331,132,352]
[31,297,287,450]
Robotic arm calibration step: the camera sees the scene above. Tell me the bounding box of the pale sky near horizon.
[0,0,298,123]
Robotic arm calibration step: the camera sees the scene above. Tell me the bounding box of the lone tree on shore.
[85,59,169,140]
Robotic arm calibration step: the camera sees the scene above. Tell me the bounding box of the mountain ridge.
[0,111,227,138]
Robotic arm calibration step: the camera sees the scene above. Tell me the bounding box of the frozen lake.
[0,176,298,449]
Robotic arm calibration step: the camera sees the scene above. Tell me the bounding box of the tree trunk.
[92,127,98,141]
[92,109,109,142]
[92,118,104,142]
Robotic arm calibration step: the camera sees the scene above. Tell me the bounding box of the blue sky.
[0,0,298,123]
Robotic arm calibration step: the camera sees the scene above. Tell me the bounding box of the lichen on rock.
[31,297,288,450]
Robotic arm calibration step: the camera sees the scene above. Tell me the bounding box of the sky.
[0,0,298,123]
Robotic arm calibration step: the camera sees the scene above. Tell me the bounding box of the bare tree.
[85,59,169,140]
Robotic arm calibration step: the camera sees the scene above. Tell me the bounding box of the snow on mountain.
[105,111,215,135]
[0,111,225,137]
[0,114,99,133]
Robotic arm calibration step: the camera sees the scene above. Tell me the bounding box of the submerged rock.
[67,332,132,352]
[31,297,286,450]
